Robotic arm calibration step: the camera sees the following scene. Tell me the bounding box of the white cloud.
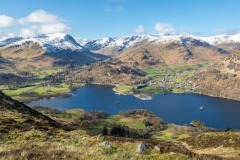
[16,10,70,37]
[0,15,15,27]
[19,23,70,37]
[0,8,71,38]
[18,10,62,24]
[134,25,144,33]
[35,23,70,34]
[0,10,70,37]
[19,28,35,37]
[0,31,16,40]
[155,22,175,33]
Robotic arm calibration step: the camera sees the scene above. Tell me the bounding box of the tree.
[102,125,108,135]
[110,124,126,137]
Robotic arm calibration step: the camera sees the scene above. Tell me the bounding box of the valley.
[1,1,240,159]
[1,32,240,160]
[1,33,240,103]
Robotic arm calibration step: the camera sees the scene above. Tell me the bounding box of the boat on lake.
[200,106,206,110]
[115,101,120,104]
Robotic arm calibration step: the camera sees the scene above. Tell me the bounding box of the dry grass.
[183,143,240,159]
[0,130,193,160]
[181,132,240,159]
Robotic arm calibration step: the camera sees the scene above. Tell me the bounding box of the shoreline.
[9,83,240,104]
[16,84,240,130]
[18,86,83,103]
[22,91,73,103]
[112,87,153,100]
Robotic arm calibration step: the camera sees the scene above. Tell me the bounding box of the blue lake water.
[27,85,240,130]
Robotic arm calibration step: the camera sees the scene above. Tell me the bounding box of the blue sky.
[0,0,240,39]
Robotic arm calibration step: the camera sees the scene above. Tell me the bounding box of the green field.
[144,63,209,82]
[144,66,172,80]
[153,129,189,141]
[32,69,62,78]
[102,115,145,129]
[114,85,133,93]
[141,63,210,94]
[3,83,70,96]
[2,82,71,102]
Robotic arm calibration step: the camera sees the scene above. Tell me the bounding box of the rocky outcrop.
[154,146,161,152]
[102,141,111,148]
[136,142,146,153]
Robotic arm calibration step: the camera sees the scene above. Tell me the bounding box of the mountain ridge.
[0,91,63,134]
[3,33,240,52]
[80,33,240,52]
[78,33,240,68]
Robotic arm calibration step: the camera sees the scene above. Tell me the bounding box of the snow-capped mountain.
[0,33,84,52]
[2,33,240,54]
[199,34,240,45]
[1,32,239,67]
[0,33,108,67]
[78,33,240,67]
[82,33,240,51]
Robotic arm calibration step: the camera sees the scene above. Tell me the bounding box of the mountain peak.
[0,33,83,52]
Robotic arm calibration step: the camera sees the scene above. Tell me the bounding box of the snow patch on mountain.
[83,33,240,50]
[83,33,203,50]
[198,34,240,45]
[2,33,240,52]
[0,33,83,52]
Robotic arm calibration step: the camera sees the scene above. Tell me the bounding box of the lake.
[27,85,240,130]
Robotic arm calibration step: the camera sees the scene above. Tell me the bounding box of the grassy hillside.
[67,62,145,85]
[117,41,225,69]
[192,52,240,101]
[0,92,62,135]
